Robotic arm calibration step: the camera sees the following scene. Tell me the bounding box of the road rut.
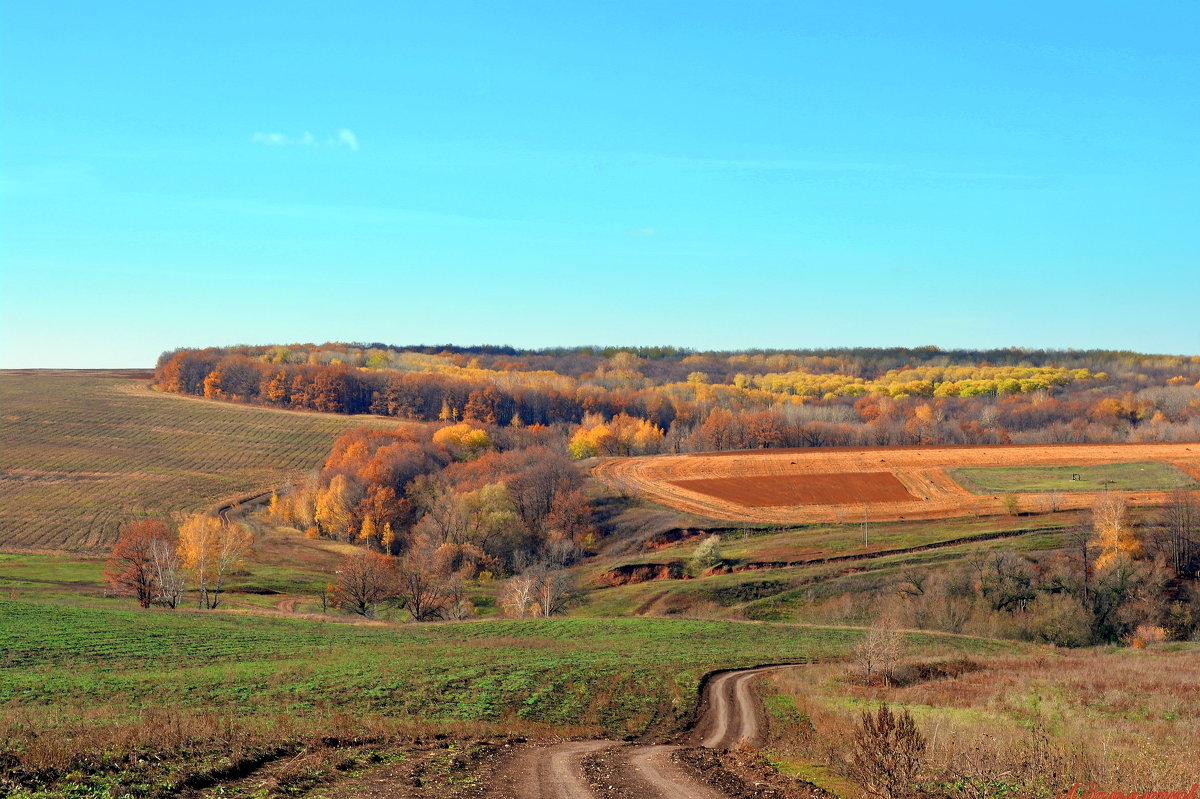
[491,665,785,798]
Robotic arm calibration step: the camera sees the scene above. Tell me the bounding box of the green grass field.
[947,461,1196,494]
[0,370,400,552]
[0,599,1007,735]
[0,597,1019,798]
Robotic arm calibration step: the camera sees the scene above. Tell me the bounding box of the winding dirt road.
[693,667,776,749]
[490,666,785,799]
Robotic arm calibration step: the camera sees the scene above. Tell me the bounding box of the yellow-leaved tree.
[432,423,492,460]
[1090,493,1141,570]
[567,412,663,459]
[314,473,358,538]
[177,514,253,609]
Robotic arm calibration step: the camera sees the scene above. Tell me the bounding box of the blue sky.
[2,1,1197,367]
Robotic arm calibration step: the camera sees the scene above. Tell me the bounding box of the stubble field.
[0,370,400,553]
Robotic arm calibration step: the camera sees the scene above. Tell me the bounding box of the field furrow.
[0,371,403,552]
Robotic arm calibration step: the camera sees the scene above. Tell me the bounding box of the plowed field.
[593,442,1200,523]
[670,471,914,507]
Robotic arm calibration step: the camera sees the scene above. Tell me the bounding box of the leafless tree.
[854,614,904,686]
[1154,489,1198,577]
[499,565,579,617]
[148,536,184,608]
[335,549,399,618]
[397,565,450,621]
[499,571,540,618]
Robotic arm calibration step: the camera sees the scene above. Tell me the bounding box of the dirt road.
[693,667,775,749]
[490,666,784,799]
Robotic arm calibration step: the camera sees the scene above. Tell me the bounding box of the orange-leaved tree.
[104,520,174,608]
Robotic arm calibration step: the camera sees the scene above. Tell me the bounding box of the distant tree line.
[154,345,1200,452]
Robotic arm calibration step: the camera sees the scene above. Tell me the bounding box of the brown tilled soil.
[169,736,513,799]
[594,442,1200,524]
[669,471,914,507]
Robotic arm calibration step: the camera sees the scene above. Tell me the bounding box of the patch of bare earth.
[669,471,914,507]
[177,736,521,799]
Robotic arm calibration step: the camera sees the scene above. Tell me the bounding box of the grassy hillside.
[579,519,1071,620]
[762,645,1200,796]
[0,597,1021,797]
[0,370,399,552]
[949,461,1197,493]
[2,598,1013,727]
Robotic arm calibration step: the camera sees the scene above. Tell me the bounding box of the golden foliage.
[1090,493,1141,570]
[432,423,492,460]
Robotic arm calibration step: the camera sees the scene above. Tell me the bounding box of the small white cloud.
[252,132,291,146]
[251,129,359,151]
[630,228,658,237]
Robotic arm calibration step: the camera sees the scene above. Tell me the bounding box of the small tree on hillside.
[688,535,723,577]
[148,534,185,608]
[499,566,579,617]
[854,614,904,686]
[105,520,174,608]
[178,514,253,609]
[1091,493,1140,570]
[335,549,399,617]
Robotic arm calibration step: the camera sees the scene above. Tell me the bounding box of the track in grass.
[0,370,403,552]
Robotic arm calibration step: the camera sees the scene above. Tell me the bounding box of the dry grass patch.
[763,647,1200,797]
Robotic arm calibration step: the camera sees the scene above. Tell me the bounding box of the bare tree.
[441,578,475,621]
[980,551,1036,612]
[854,614,904,686]
[1065,524,1095,608]
[397,565,450,621]
[148,536,184,608]
[335,549,399,617]
[499,571,540,618]
[1157,489,1198,578]
[534,568,579,617]
[499,566,579,617]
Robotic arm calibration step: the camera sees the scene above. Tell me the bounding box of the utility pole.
[862,503,869,548]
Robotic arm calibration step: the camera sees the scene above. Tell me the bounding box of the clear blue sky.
[2,1,1197,367]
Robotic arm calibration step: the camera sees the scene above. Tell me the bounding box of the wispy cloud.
[251,129,360,150]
